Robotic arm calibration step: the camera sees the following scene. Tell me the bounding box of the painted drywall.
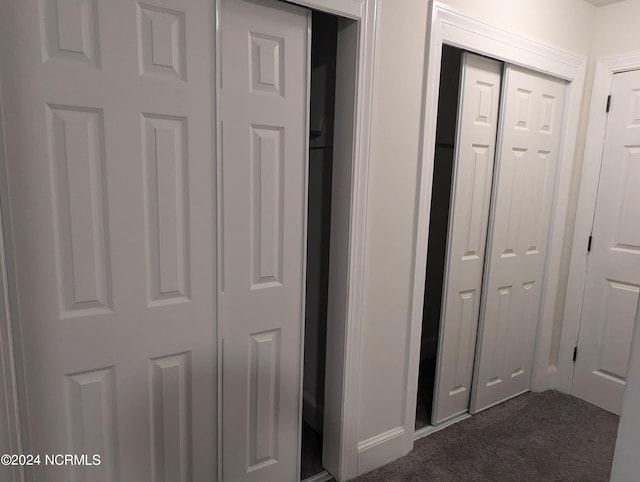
[591,0,640,56]
[358,0,431,442]
[358,0,596,457]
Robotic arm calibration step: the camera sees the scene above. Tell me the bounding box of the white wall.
[358,0,430,443]
[591,0,640,56]
[357,0,596,471]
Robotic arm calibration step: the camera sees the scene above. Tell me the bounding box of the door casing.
[559,54,640,394]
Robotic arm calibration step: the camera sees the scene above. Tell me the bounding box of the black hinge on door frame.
[587,235,593,252]
[573,347,578,362]
[606,94,611,113]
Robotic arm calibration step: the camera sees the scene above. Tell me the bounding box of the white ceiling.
[583,0,628,6]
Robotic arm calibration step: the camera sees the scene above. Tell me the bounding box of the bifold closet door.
[218,1,310,481]
[471,65,566,412]
[432,53,502,424]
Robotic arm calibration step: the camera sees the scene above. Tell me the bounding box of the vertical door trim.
[215,1,378,481]
[405,0,586,454]
[558,53,640,393]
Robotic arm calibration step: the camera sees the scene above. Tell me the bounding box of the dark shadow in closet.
[301,10,338,480]
[415,45,464,430]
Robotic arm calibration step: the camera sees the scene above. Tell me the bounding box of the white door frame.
[405,0,586,451]
[214,0,378,480]
[557,52,640,393]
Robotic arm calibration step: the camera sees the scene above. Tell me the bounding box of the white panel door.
[0,0,216,480]
[572,69,640,414]
[471,65,565,412]
[218,1,309,481]
[432,53,502,424]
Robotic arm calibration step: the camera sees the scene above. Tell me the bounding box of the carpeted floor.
[351,391,619,482]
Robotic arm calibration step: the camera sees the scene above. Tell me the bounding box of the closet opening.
[301,10,338,481]
[415,37,569,437]
[415,45,464,430]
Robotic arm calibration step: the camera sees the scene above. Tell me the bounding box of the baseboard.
[356,426,407,476]
[302,390,324,433]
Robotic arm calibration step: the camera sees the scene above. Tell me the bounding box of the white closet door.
[218,1,310,481]
[471,65,565,412]
[432,53,502,424]
[572,69,640,414]
[0,0,216,480]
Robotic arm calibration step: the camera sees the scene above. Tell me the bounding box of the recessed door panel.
[572,69,640,414]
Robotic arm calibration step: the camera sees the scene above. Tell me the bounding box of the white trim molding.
[405,0,587,455]
[557,52,640,393]
[356,426,406,476]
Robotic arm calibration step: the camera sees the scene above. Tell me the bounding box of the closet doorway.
[415,44,567,433]
[301,11,338,480]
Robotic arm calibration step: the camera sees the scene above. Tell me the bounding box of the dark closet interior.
[415,45,464,430]
[301,10,338,480]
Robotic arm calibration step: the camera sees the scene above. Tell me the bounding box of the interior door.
[432,53,502,424]
[471,65,566,413]
[0,0,216,480]
[571,69,640,415]
[218,1,310,481]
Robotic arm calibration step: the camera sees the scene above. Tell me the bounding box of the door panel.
[572,69,640,414]
[218,0,310,481]
[0,0,216,480]
[432,53,502,424]
[471,65,565,412]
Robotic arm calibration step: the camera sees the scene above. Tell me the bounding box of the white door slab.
[217,0,310,481]
[471,65,566,412]
[571,69,640,415]
[432,53,502,425]
[0,0,217,480]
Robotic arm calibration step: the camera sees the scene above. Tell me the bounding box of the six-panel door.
[432,53,502,425]
[572,69,640,414]
[217,0,310,481]
[471,65,566,413]
[0,0,217,479]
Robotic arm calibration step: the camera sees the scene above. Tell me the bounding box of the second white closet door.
[471,65,565,412]
[432,53,502,425]
[218,1,310,481]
